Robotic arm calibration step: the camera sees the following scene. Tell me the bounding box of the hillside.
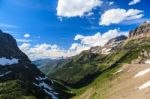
[0,30,73,99]
[48,22,150,98]
[72,22,150,99]
[33,58,71,75]
[48,35,127,86]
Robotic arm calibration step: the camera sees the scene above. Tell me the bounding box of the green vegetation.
[72,38,150,98]
[48,37,150,98]
[0,80,36,99]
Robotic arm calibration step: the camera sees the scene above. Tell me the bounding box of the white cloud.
[75,29,128,46]
[0,57,19,66]
[24,34,30,38]
[100,8,144,26]
[16,39,31,43]
[57,0,102,17]
[19,43,70,60]
[19,29,128,61]
[109,2,114,5]
[129,0,141,6]
[69,43,90,53]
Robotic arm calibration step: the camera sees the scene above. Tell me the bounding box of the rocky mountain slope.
[129,21,150,39]
[47,22,150,99]
[48,35,127,87]
[0,30,73,99]
[72,22,150,99]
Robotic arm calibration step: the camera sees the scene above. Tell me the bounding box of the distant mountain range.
[33,58,71,75]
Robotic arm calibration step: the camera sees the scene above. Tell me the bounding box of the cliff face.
[129,22,150,39]
[0,30,31,63]
[0,30,59,99]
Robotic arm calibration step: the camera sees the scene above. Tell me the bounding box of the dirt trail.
[105,64,150,99]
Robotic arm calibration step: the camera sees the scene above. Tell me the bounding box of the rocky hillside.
[48,35,127,86]
[129,21,150,39]
[0,30,73,99]
[49,23,150,99]
[102,35,127,54]
[71,22,150,99]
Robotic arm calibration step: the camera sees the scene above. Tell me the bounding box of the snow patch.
[138,81,150,90]
[0,57,19,66]
[0,71,12,77]
[145,60,150,64]
[35,76,48,81]
[134,68,150,78]
[43,89,58,99]
[33,82,58,99]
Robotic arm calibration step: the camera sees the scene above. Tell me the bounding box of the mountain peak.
[0,30,62,99]
[0,30,31,63]
[129,22,150,39]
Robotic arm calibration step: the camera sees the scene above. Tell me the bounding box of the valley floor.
[73,63,150,99]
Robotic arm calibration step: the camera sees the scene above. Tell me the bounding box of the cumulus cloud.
[19,43,69,60]
[24,34,30,38]
[57,0,103,17]
[19,29,128,61]
[75,29,128,46]
[99,8,144,26]
[129,0,141,6]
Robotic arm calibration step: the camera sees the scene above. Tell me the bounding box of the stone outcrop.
[129,21,150,39]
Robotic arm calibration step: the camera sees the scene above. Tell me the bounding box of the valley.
[36,22,150,99]
[0,22,150,99]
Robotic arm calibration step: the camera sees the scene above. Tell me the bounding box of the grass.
[70,38,150,98]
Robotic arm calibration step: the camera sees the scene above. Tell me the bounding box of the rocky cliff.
[0,30,59,99]
[129,21,150,39]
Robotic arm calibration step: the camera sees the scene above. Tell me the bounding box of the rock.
[0,30,58,99]
[0,31,31,63]
[129,21,150,39]
[102,35,127,54]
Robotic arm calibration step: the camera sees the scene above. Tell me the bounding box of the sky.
[0,0,150,60]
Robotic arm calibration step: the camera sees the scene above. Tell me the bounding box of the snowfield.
[138,81,150,90]
[0,71,12,77]
[35,76,48,81]
[33,81,58,99]
[0,57,18,66]
[134,68,150,78]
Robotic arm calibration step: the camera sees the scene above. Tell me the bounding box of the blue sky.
[0,0,150,60]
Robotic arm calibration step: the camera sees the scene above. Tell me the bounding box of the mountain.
[48,35,127,87]
[33,58,71,75]
[73,22,150,99]
[129,21,150,39]
[101,35,127,54]
[48,22,150,99]
[0,30,73,99]
[90,35,127,55]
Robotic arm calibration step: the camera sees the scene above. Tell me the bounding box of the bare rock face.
[102,35,127,54]
[0,30,59,99]
[129,21,150,39]
[89,35,127,55]
[0,30,31,63]
[90,46,102,54]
